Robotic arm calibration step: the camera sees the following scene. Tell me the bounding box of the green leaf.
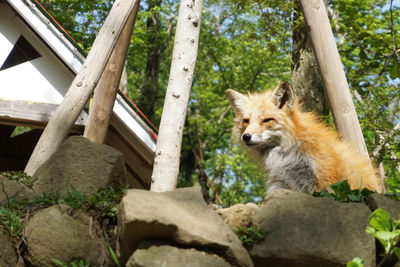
[374,231,400,253]
[366,226,376,235]
[393,247,400,260]
[369,209,391,231]
[390,60,399,80]
[51,259,65,267]
[347,257,364,267]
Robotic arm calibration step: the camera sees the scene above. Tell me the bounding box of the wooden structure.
[0,0,157,189]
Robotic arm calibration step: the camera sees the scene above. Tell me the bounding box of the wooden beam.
[298,0,368,157]
[109,113,154,165]
[106,125,152,188]
[24,0,141,176]
[0,98,88,127]
[299,0,384,192]
[84,1,140,143]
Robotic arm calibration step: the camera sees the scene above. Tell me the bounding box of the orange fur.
[226,82,383,194]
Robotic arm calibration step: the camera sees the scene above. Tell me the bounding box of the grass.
[1,171,33,187]
[0,184,126,237]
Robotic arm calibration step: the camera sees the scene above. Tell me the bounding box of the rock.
[217,202,258,230]
[32,136,126,196]
[117,186,253,267]
[366,193,400,219]
[25,204,110,266]
[0,229,21,267]
[250,189,375,267]
[126,242,233,267]
[0,174,35,206]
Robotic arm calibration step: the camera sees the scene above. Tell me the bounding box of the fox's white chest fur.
[263,145,317,193]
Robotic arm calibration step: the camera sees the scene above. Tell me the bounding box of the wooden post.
[150,0,203,192]
[84,2,140,143]
[24,0,140,176]
[299,0,367,155]
[299,0,383,191]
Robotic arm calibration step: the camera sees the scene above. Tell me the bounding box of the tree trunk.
[24,0,140,176]
[136,0,164,120]
[291,3,328,115]
[150,0,203,192]
[84,3,139,143]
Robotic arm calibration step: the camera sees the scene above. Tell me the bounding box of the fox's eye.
[243,118,249,124]
[262,118,274,123]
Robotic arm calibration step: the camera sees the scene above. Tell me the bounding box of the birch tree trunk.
[84,2,140,143]
[150,0,203,192]
[24,0,140,176]
[299,0,384,192]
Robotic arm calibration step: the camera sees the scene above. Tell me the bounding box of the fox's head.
[226,81,297,154]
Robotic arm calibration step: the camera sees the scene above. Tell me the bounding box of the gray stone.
[25,204,110,266]
[117,186,253,267]
[126,243,233,267]
[0,174,35,206]
[217,203,259,230]
[366,193,400,219]
[32,136,126,196]
[250,189,375,267]
[0,229,21,267]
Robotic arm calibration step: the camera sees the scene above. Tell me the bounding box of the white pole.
[150,0,203,192]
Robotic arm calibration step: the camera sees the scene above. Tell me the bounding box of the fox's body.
[226,82,382,194]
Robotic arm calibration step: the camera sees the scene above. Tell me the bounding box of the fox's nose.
[242,133,251,143]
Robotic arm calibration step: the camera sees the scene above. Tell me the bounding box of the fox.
[226,81,383,194]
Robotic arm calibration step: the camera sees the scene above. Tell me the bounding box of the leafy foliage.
[2,171,33,187]
[313,180,373,203]
[0,207,24,237]
[52,258,93,267]
[62,185,126,222]
[347,257,364,267]
[0,186,125,237]
[234,224,266,248]
[366,209,400,265]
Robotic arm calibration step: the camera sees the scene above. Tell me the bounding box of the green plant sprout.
[314,180,373,202]
[234,224,265,248]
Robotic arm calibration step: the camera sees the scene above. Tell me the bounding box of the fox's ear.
[273,81,295,109]
[226,89,246,116]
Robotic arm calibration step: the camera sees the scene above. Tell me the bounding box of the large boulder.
[117,186,253,267]
[32,136,126,195]
[0,229,21,267]
[217,202,259,230]
[366,193,400,219]
[0,174,34,206]
[250,190,375,267]
[126,242,233,267]
[25,204,110,266]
